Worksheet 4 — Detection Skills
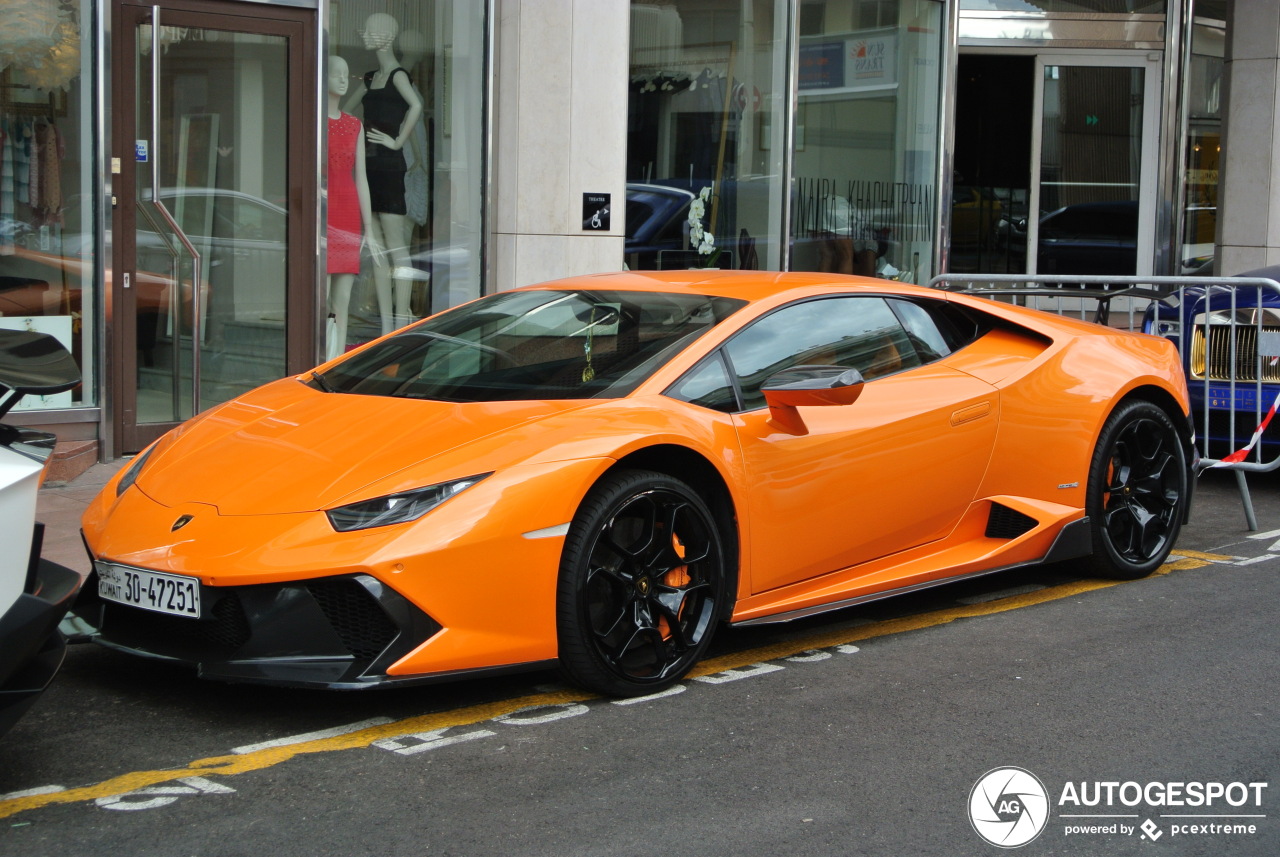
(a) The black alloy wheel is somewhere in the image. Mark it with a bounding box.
[1085,400,1187,580]
[557,469,726,696]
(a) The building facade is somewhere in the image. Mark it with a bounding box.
[0,0,1247,464]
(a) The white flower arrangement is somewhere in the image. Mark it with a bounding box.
[686,186,721,266]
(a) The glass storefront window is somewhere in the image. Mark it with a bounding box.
[625,2,789,271]
[790,0,943,283]
[959,1,1164,11]
[325,2,485,354]
[626,1,942,282]
[1183,15,1224,274]
[0,0,95,411]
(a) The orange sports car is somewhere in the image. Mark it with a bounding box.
[77,271,1194,695]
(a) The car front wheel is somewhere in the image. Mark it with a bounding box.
[1085,400,1187,580]
[556,469,726,696]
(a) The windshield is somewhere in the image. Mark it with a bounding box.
[317,289,746,402]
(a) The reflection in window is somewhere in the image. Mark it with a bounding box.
[667,352,737,412]
[790,0,943,284]
[325,3,486,354]
[320,289,745,403]
[0,0,94,411]
[1183,18,1223,274]
[626,2,788,271]
[958,0,1165,11]
[725,296,916,410]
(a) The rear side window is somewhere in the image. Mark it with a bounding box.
[888,298,989,356]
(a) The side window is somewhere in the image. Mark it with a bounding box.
[666,353,738,413]
[724,296,920,411]
[888,298,989,355]
[887,299,952,362]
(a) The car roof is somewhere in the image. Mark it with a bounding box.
[626,183,696,200]
[510,270,938,304]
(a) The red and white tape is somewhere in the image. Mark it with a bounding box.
[1211,389,1280,466]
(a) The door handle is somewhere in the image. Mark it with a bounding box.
[951,401,992,426]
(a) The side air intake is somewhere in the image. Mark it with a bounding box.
[985,503,1038,539]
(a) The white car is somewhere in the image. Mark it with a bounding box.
[0,329,84,736]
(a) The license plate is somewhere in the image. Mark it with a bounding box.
[97,563,201,619]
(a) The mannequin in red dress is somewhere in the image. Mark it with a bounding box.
[326,55,382,357]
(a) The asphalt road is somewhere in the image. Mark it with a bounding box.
[1,467,1277,857]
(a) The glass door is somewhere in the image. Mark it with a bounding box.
[113,1,315,453]
[1028,54,1161,278]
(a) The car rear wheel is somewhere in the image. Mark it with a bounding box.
[1085,400,1187,580]
[556,469,726,696]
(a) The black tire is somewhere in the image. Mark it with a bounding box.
[1084,400,1187,580]
[556,469,727,696]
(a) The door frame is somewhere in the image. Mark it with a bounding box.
[110,0,317,454]
[1027,51,1162,277]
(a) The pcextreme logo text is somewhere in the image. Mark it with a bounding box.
[970,769,1270,848]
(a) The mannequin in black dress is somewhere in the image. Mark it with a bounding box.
[345,12,423,334]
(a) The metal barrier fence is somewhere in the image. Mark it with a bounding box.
[926,273,1280,530]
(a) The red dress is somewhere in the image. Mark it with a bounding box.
[327,112,363,274]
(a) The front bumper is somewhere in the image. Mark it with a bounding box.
[0,553,85,736]
[75,569,447,689]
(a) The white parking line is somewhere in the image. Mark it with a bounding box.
[231,717,394,754]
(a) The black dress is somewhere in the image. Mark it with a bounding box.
[361,67,411,215]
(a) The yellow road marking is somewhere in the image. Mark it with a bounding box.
[0,550,1232,820]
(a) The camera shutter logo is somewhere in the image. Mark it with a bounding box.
[969,767,1051,848]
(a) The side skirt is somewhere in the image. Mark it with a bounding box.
[732,516,1093,628]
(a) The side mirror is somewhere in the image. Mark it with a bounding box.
[763,364,864,407]
[0,329,81,420]
[761,365,864,433]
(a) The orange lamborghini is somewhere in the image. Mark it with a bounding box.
[78,271,1194,696]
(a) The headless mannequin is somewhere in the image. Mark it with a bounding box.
[346,13,424,334]
[326,56,382,355]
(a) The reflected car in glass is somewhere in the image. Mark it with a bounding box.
[78,271,1194,696]
[1000,200,1139,276]
[623,183,698,270]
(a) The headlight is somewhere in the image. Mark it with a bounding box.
[1152,319,1181,339]
[326,473,491,532]
[116,443,158,496]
